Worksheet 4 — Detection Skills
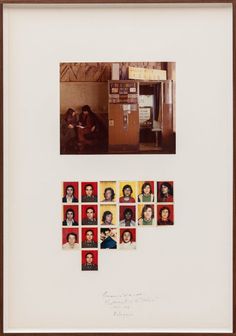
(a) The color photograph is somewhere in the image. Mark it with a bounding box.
[100,204,117,226]
[120,228,136,250]
[157,204,174,225]
[100,228,118,249]
[62,228,80,250]
[81,205,98,226]
[81,250,98,271]
[99,181,117,202]
[60,62,176,155]
[82,228,98,249]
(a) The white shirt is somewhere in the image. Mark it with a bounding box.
[120,242,136,250]
[62,242,79,250]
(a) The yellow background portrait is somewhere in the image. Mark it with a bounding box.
[119,181,137,199]
[99,181,117,202]
[100,204,117,225]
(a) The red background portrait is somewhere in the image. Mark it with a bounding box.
[157,204,174,223]
[120,228,136,243]
[138,181,154,194]
[63,205,79,222]
[82,250,98,265]
[82,227,98,243]
[62,227,79,244]
[157,181,174,203]
[81,204,98,220]
[119,205,136,221]
[63,181,79,200]
[81,182,98,197]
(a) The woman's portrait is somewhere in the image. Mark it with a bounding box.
[138,181,154,202]
[120,229,136,250]
[157,205,174,225]
[138,204,155,226]
[158,181,174,203]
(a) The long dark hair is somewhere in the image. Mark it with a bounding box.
[104,187,115,200]
[141,182,152,194]
[65,184,75,196]
[141,205,154,219]
[159,182,173,197]
[66,208,75,219]
[159,206,170,219]
[102,211,113,223]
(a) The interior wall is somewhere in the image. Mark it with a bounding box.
[60,82,108,115]
[60,62,166,82]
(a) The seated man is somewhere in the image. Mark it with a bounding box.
[76,105,108,152]
[60,108,78,153]
[76,105,97,150]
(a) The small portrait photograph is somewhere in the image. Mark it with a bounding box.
[81,182,98,203]
[100,204,117,226]
[157,181,174,203]
[100,181,116,202]
[62,182,78,203]
[82,228,98,248]
[138,181,155,202]
[138,204,155,226]
[81,250,98,271]
[119,181,136,203]
[157,204,174,225]
[119,205,136,227]
[62,205,79,226]
[62,228,79,250]
[81,205,98,226]
[100,228,117,249]
[120,228,136,250]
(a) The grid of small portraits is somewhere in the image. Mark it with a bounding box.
[61,181,174,271]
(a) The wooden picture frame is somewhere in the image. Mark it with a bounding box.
[0,1,235,335]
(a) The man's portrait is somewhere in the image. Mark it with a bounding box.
[100,228,117,249]
[81,251,98,271]
[82,228,98,248]
[62,228,79,250]
[81,205,98,225]
[100,181,116,202]
[62,182,78,203]
[119,182,136,203]
[157,181,174,203]
[157,204,174,225]
[81,182,98,202]
[119,206,136,227]
[62,205,78,226]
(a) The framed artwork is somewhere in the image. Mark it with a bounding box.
[1,0,235,335]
